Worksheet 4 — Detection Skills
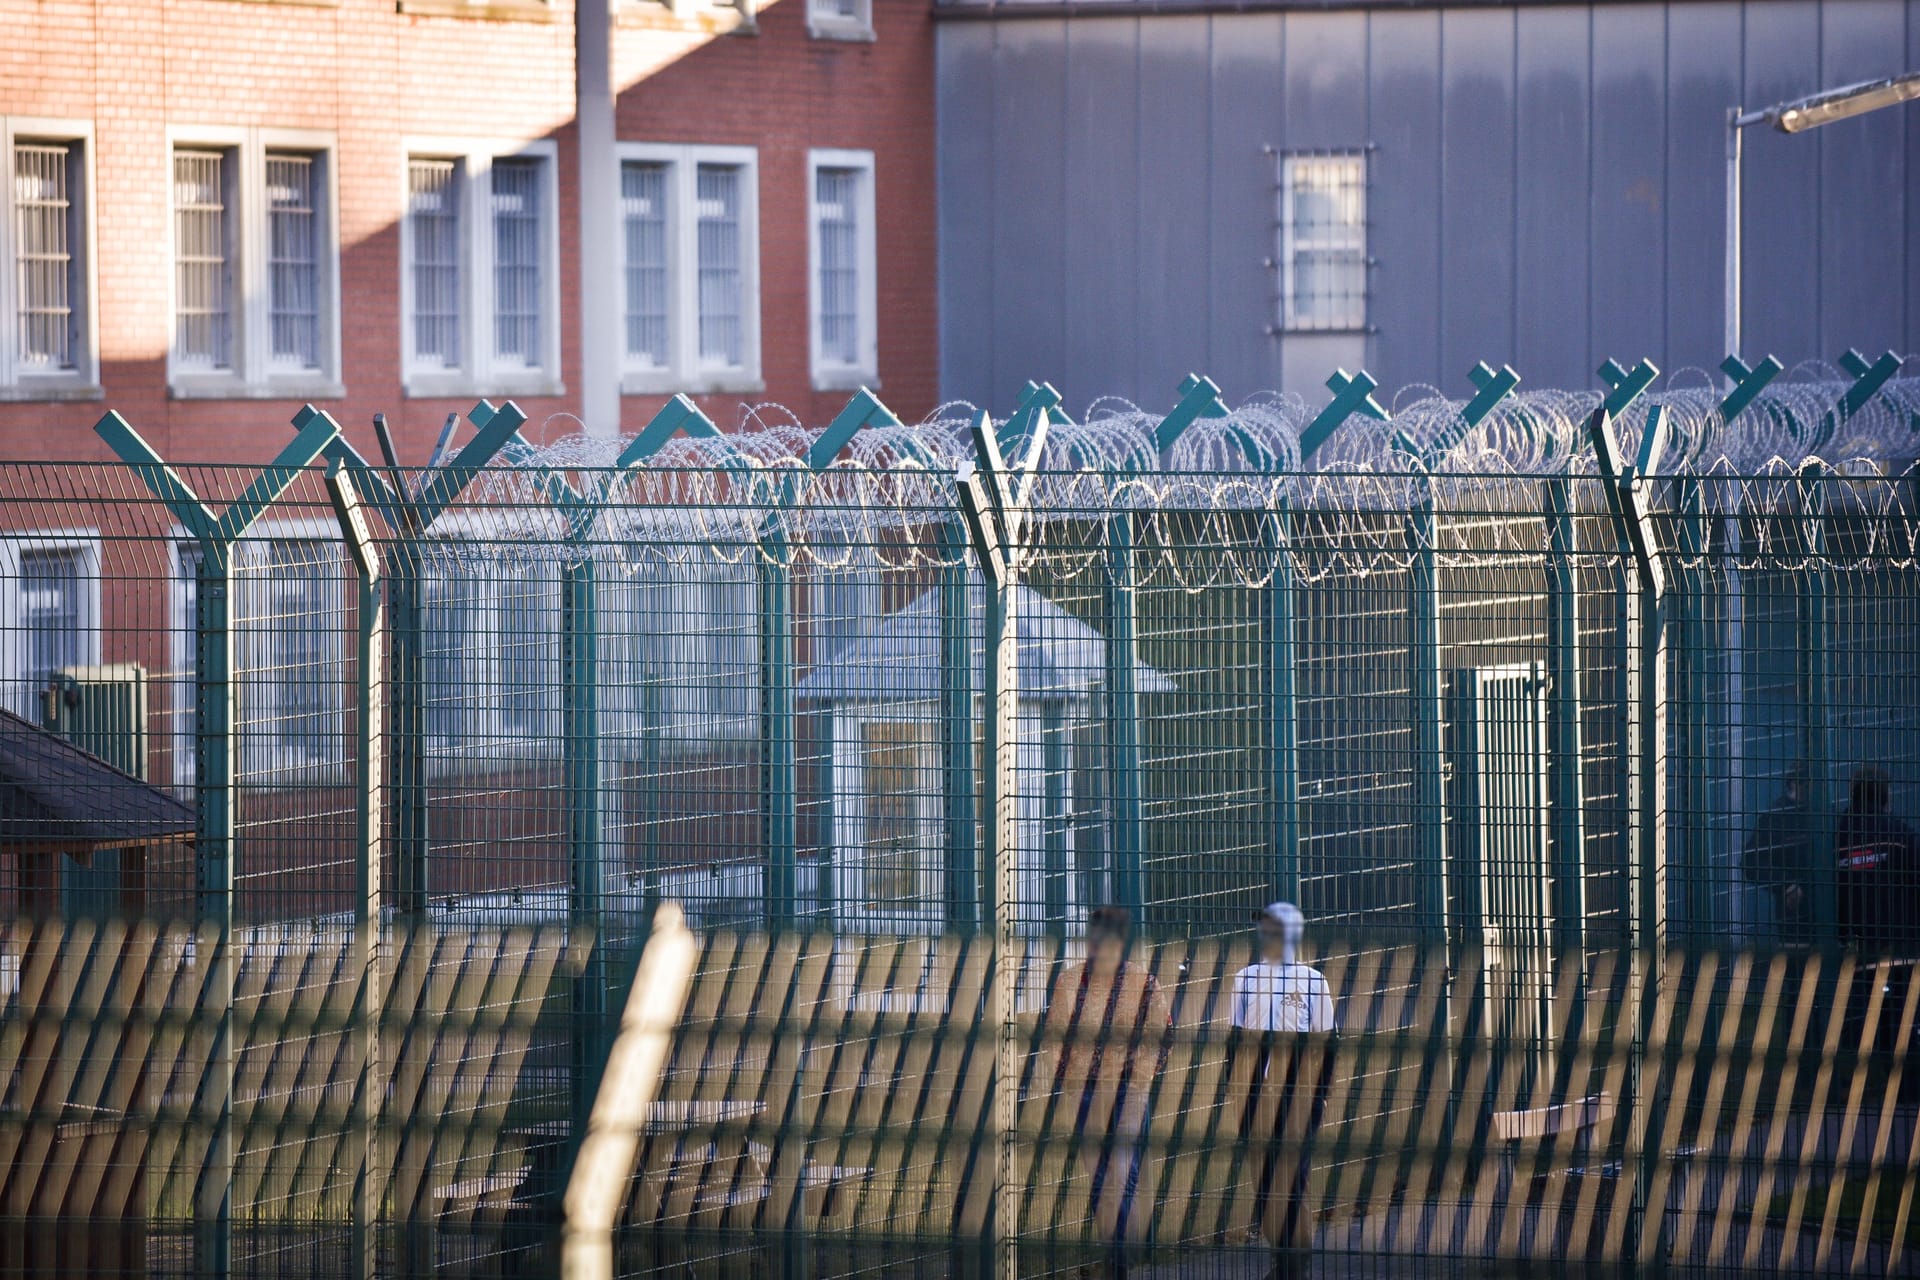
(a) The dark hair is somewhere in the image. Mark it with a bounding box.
[1851,766,1891,815]
[1088,905,1131,940]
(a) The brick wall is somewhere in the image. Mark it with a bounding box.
[0,0,937,466]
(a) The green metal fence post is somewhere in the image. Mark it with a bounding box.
[1297,368,1388,466]
[1545,468,1587,956]
[1115,374,1230,920]
[1673,473,1713,939]
[1261,505,1301,908]
[1798,461,1836,943]
[783,389,902,931]
[191,539,237,1280]
[1714,356,1782,939]
[1294,371,1388,913]
[1792,354,1904,944]
[317,406,531,920]
[958,398,1048,1280]
[325,455,383,1280]
[1394,363,1519,948]
[563,550,604,1099]
[1589,381,1672,1270]
[941,518,979,932]
[1103,510,1146,920]
[92,406,342,1280]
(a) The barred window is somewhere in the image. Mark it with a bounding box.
[12,141,83,373]
[616,145,758,390]
[621,161,669,370]
[171,540,203,785]
[1276,152,1367,332]
[808,0,872,37]
[20,548,83,692]
[4,538,98,721]
[858,720,935,917]
[807,151,875,386]
[259,543,333,762]
[491,158,543,368]
[814,168,861,366]
[235,537,345,777]
[168,133,336,390]
[407,159,462,370]
[421,554,560,761]
[695,164,743,369]
[173,149,233,370]
[403,146,555,390]
[265,152,320,370]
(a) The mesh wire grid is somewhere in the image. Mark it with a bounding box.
[1,366,1919,1276]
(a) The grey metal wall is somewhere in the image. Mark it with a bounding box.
[935,0,1920,411]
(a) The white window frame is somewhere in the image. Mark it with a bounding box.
[417,517,563,771]
[806,0,873,42]
[165,126,344,400]
[599,512,758,747]
[400,137,564,399]
[0,531,102,721]
[1275,149,1368,334]
[829,708,943,934]
[0,118,99,401]
[806,149,879,392]
[625,0,757,28]
[168,537,201,788]
[614,143,761,397]
[230,520,348,783]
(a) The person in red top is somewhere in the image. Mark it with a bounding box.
[1038,906,1172,1279]
[1836,766,1920,953]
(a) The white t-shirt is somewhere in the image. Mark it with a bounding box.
[1231,962,1335,1033]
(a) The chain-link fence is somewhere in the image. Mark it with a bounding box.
[4,358,1920,1275]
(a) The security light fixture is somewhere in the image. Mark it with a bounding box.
[1739,71,1920,134]
[1725,70,1920,371]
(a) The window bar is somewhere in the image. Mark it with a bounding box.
[939,518,978,932]
[491,159,542,368]
[621,161,668,370]
[13,142,76,372]
[265,153,318,371]
[695,165,742,368]
[173,150,231,371]
[407,160,461,369]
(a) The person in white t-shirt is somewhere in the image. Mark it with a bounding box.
[1232,902,1336,1034]
[1230,902,1336,1280]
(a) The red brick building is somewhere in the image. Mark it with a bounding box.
[0,0,939,465]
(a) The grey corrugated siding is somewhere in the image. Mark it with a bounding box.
[937,0,1920,411]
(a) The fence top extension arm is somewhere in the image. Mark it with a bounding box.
[1393,362,1522,467]
[96,405,342,550]
[1808,348,1905,453]
[1298,368,1389,467]
[296,402,530,540]
[958,395,1053,586]
[1718,354,1784,428]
